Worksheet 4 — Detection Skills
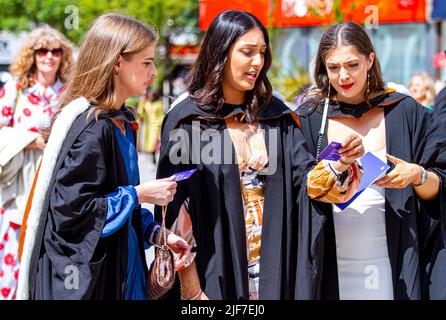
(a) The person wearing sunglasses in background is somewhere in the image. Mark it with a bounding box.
[0,25,73,299]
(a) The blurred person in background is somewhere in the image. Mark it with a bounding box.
[137,88,164,165]
[0,25,73,300]
[408,71,436,110]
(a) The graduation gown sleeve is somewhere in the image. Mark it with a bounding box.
[434,86,446,126]
[407,101,446,299]
[155,114,195,228]
[409,103,446,220]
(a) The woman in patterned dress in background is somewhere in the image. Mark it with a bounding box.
[0,25,73,299]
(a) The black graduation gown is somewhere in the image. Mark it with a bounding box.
[155,96,324,300]
[297,92,446,300]
[434,86,446,126]
[28,107,148,300]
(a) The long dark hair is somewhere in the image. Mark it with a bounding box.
[304,22,385,112]
[187,10,272,122]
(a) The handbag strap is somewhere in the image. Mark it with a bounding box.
[8,86,23,127]
[157,205,168,248]
[316,96,329,160]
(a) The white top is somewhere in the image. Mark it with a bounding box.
[332,148,393,300]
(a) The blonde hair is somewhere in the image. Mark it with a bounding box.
[408,72,436,106]
[9,25,73,88]
[58,13,157,116]
[434,79,445,96]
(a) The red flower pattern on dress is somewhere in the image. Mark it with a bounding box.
[0,86,5,99]
[1,287,11,298]
[43,106,54,117]
[9,222,20,230]
[23,108,32,117]
[3,233,8,242]
[4,254,14,266]
[2,79,62,134]
[0,208,5,215]
[0,243,4,250]
[27,93,40,105]
[59,85,66,93]
[14,270,19,280]
[0,270,4,277]
[1,106,13,118]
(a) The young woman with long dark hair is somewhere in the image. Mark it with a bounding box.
[156,11,365,300]
[298,22,446,300]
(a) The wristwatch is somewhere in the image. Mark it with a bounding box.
[413,166,428,187]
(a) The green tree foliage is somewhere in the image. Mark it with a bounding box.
[269,56,311,103]
[0,0,198,91]
[0,0,198,44]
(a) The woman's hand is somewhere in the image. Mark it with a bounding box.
[332,133,364,172]
[178,261,210,300]
[135,176,177,205]
[374,154,421,188]
[193,290,209,300]
[166,232,192,270]
[26,136,46,150]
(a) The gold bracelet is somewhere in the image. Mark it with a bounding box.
[190,289,203,300]
[181,280,201,288]
[181,288,202,300]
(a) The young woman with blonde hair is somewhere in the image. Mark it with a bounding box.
[16,13,190,300]
[0,25,73,300]
[408,71,436,110]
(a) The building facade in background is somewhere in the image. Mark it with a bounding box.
[199,0,444,86]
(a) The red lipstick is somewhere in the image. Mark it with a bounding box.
[340,83,354,90]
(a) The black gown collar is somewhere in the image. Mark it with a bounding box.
[217,97,293,121]
[326,90,407,118]
[89,104,137,123]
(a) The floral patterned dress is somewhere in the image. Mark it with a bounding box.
[0,78,64,299]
